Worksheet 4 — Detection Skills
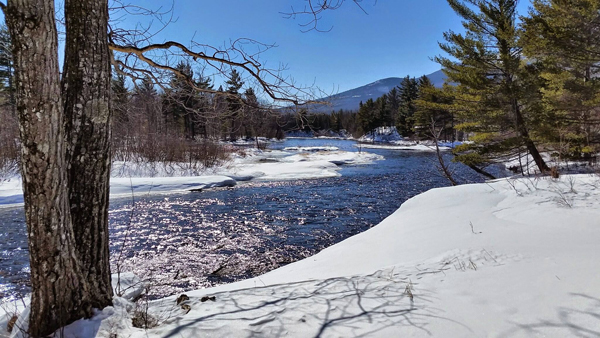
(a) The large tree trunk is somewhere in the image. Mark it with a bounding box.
[62,0,114,309]
[5,0,93,336]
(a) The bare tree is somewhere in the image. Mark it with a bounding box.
[2,0,367,335]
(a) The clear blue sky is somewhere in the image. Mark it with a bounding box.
[1,1,531,94]
[132,0,530,94]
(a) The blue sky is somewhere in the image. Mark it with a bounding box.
[130,0,531,94]
[1,1,531,95]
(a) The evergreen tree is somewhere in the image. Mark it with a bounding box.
[111,73,129,126]
[436,0,549,173]
[225,69,244,140]
[132,76,160,136]
[397,76,419,136]
[0,25,14,109]
[358,99,378,138]
[162,61,201,138]
[386,87,401,127]
[413,76,455,141]
[521,0,600,159]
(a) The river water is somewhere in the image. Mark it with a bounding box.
[0,139,495,300]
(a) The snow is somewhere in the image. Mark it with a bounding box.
[504,152,598,175]
[0,148,383,208]
[356,141,451,152]
[358,126,403,143]
[4,174,599,337]
[283,146,339,152]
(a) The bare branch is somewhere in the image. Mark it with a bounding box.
[281,0,372,32]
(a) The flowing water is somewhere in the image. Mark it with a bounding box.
[0,139,496,300]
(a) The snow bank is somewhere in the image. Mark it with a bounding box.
[109,176,237,198]
[356,141,451,152]
[0,149,383,208]
[358,126,403,143]
[504,152,598,175]
[217,149,383,181]
[42,174,600,337]
[283,146,339,152]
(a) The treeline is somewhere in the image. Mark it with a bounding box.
[356,76,457,141]
[109,62,287,165]
[279,109,362,137]
[360,0,600,175]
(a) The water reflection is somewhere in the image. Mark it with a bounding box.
[0,142,492,299]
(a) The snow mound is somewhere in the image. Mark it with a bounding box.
[52,174,600,337]
[358,126,403,143]
[283,146,339,152]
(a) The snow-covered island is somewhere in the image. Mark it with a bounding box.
[3,173,599,337]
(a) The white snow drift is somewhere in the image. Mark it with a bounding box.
[0,148,383,208]
[4,174,598,337]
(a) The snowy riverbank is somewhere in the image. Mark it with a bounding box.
[0,148,383,208]
[4,173,599,337]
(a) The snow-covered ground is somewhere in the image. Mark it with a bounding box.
[356,127,464,151]
[504,152,598,175]
[0,148,383,208]
[4,174,599,337]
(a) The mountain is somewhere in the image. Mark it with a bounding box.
[304,69,447,113]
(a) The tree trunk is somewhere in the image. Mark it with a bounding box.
[5,0,93,336]
[62,0,113,309]
[513,99,549,173]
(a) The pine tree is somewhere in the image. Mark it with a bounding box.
[521,0,600,159]
[436,0,549,173]
[225,69,244,140]
[413,76,455,141]
[111,73,129,125]
[132,77,160,136]
[358,99,377,138]
[386,87,401,127]
[397,76,419,137]
[162,61,201,138]
[0,25,14,110]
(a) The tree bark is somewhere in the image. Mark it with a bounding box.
[62,0,113,309]
[4,0,93,336]
[513,99,549,173]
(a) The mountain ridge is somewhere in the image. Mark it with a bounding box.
[304,69,446,113]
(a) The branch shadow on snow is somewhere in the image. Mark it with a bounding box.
[159,269,472,337]
[501,293,600,337]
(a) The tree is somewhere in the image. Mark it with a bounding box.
[436,0,549,173]
[521,0,600,159]
[4,0,112,335]
[3,1,367,334]
[397,76,419,136]
[386,87,400,127]
[225,69,244,140]
[162,61,200,138]
[413,76,455,141]
[0,25,13,108]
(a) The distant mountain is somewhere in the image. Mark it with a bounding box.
[305,69,447,114]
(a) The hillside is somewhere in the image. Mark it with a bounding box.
[304,69,446,113]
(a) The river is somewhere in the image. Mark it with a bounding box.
[0,139,497,300]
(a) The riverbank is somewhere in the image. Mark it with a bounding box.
[0,148,383,208]
[5,173,598,337]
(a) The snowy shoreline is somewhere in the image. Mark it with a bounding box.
[3,173,599,337]
[0,148,384,208]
